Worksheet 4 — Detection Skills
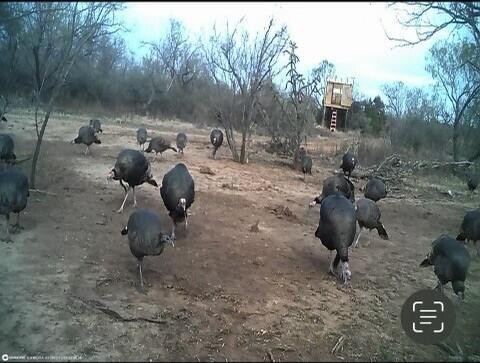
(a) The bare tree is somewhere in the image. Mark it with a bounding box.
[381,81,408,119]
[310,59,335,109]
[386,2,480,47]
[386,2,480,75]
[272,41,317,169]
[0,3,24,120]
[16,2,123,187]
[427,40,480,161]
[142,19,198,115]
[204,18,289,164]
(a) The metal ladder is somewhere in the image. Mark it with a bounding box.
[330,110,337,132]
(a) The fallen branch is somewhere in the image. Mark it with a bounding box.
[15,155,33,164]
[73,295,168,325]
[331,335,345,355]
[376,153,400,172]
[29,189,58,196]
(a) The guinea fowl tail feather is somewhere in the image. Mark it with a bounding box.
[420,256,431,267]
[169,146,178,153]
[377,223,389,240]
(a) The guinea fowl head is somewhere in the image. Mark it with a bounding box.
[160,234,175,248]
[172,198,187,219]
[179,198,186,212]
[147,178,158,187]
[107,168,118,181]
[420,253,433,267]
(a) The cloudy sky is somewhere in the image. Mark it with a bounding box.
[121,2,450,98]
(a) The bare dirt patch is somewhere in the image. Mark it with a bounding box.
[1,109,479,361]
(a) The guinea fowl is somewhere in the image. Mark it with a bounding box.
[420,235,471,300]
[145,136,177,159]
[315,192,357,284]
[121,209,174,291]
[456,209,480,256]
[107,149,158,213]
[353,198,388,248]
[210,128,224,160]
[160,163,195,240]
[299,147,312,180]
[364,177,387,202]
[467,173,479,192]
[72,125,101,155]
[89,119,103,134]
[0,167,29,242]
[340,151,357,179]
[0,134,16,164]
[309,173,355,207]
[136,128,148,151]
[176,132,187,155]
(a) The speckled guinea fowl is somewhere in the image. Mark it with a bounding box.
[421,235,471,301]
[121,209,174,292]
[315,192,357,284]
[0,167,29,243]
[107,149,158,213]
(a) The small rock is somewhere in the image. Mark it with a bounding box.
[250,220,261,232]
[199,166,215,175]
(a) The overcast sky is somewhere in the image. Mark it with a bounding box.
[121,2,450,99]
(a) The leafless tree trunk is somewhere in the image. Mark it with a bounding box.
[17,2,123,187]
[272,41,317,169]
[141,19,199,117]
[204,18,289,164]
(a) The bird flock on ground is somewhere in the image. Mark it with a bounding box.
[0,117,478,299]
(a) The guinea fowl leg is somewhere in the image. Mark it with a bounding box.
[1,215,12,243]
[171,222,176,240]
[328,251,335,275]
[117,187,130,213]
[132,187,137,208]
[137,258,145,293]
[10,213,23,234]
[353,228,363,248]
[84,145,89,155]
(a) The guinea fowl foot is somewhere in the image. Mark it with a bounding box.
[116,207,124,214]
[9,223,23,234]
[340,262,352,285]
[136,283,147,294]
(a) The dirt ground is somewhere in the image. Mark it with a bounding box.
[1,109,479,362]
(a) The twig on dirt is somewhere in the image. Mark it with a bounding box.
[435,342,456,356]
[29,188,58,196]
[15,155,33,164]
[73,295,167,325]
[331,335,345,355]
[376,153,400,172]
